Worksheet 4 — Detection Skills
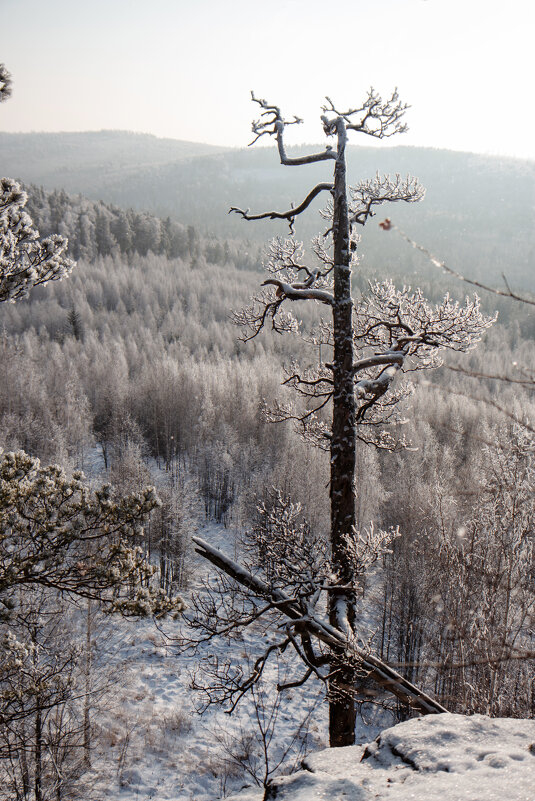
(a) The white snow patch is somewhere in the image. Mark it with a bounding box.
[263,713,535,801]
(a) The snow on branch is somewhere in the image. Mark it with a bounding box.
[191,535,448,715]
[250,91,337,165]
[231,237,335,339]
[0,178,75,303]
[355,279,496,353]
[0,450,184,618]
[0,64,12,102]
[321,88,409,139]
[262,278,333,305]
[349,173,425,226]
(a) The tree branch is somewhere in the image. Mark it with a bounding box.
[192,537,448,715]
[321,88,409,139]
[385,220,535,307]
[230,183,333,233]
[250,92,337,165]
[262,278,333,305]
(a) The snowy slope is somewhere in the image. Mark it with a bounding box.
[250,713,535,801]
[73,516,534,801]
[81,521,327,801]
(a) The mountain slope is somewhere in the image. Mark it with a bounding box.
[0,130,231,192]
[1,131,534,285]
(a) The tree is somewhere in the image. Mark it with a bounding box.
[0,65,74,305]
[193,90,494,747]
[0,64,11,103]
[0,178,75,304]
[0,450,183,623]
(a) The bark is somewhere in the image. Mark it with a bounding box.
[83,600,92,768]
[328,118,358,746]
[34,702,42,801]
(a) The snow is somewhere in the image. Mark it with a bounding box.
[81,521,327,801]
[257,713,535,801]
[74,518,534,801]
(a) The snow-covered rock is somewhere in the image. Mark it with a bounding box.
[258,714,535,801]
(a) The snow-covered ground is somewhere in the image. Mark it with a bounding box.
[82,521,328,801]
[74,515,534,801]
[238,714,535,801]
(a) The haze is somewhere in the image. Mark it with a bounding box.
[1,0,534,159]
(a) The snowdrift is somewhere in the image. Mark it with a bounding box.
[231,713,535,801]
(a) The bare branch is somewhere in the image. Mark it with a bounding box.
[277,667,313,691]
[230,183,333,233]
[250,92,337,165]
[384,220,535,307]
[444,363,534,387]
[192,536,448,715]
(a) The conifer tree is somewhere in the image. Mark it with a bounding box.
[193,90,494,747]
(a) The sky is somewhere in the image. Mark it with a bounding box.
[1,0,534,160]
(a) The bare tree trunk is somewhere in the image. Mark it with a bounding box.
[83,600,92,769]
[34,702,42,801]
[328,119,358,746]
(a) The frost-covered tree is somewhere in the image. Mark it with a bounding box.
[194,90,494,747]
[0,69,182,621]
[1,66,74,303]
[0,65,11,104]
[0,178,75,303]
[0,450,183,621]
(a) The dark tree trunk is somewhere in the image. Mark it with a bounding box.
[34,702,42,801]
[328,120,358,746]
[83,600,92,769]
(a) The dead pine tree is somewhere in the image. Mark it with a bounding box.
[191,90,494,748]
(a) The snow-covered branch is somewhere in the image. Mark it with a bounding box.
[321,88,409,139]
[192,536,448,715]
[0,64,12,103]
[262,278,333,305]
[0,178,75,303]
[349,173,425,226]
[250,92,337,165]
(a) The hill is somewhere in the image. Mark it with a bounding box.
[0,130,230,192]
[1,131,534,286]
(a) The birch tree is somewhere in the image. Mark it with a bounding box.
[192,90,494,747]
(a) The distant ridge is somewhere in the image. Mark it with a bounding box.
[0,130,232,190]
[1,131,533,286]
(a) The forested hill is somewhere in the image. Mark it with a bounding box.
[0,130,229,188]
[23,184,260,270]
[2,131,534,286]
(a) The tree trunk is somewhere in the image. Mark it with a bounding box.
[83,600,92,769]
[328,120,358,746]
[34,702,42,801]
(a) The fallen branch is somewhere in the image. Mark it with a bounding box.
[192,536,448,716]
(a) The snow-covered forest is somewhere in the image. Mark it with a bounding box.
[1,54,535,801]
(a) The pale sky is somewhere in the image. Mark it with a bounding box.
[1,0,534,159]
